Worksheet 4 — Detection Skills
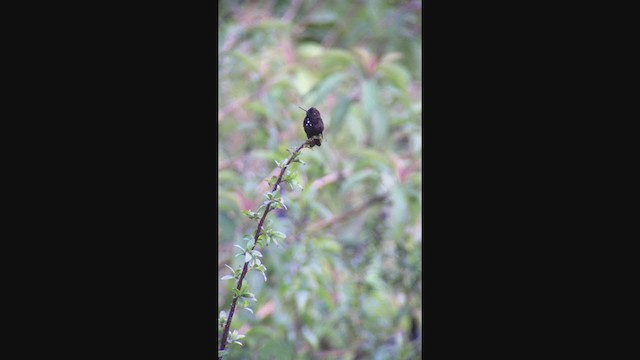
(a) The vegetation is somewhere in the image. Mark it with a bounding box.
[218,1,422,358]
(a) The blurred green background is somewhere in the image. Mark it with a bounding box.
[218,0,422,358]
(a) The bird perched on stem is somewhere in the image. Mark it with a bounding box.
[299,106,324,148]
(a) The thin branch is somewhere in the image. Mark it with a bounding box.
[310,169,351,191]
[287,194,386,245]
[308,195,386,233]
[219,138,315,358]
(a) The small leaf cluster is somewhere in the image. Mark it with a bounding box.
[282,170,303,191]
[241,210,260,220]
[220,264,241,281]
[227,329,246,347]
[256,220,286,248]
[273,159,286,168]
[218,310,228,329]
[255,185,287,211]
[287,149,305,165]
[231,280,257,312]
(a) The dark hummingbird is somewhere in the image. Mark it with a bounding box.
[299,106,324,148]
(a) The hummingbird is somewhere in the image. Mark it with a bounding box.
[298,106,324,148]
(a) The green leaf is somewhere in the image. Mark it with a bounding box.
[306,72,349,105]
[296,291,309,312]
[379,52,403,66]
[243,234,254,246]
[330,95,351,136]
[351,148,393,171]
[371,110,389,144]
[254,264,268,281]
[238,298,250,308]
[389,185,409,236]
[307,10,337,25]
[378,62,411,107]
[292,68,317,94]
[218,170,238,185]
[297,42,324,58]
[220,275,235,281]
[308,200,334,220]
[302,326,319,348]
[218,191,240,213]
[320,49,356,73]
[379,63,409,91]
[244,101,268,117]
[344,106,367,143]
[316,238,342,254]
[285,179,295,191]
[340,169,379,195]
[256,201,268,212]
[317,285,335,312]
[242,210,260,220]
[244,252,252,263]
[239,281,249,296]
[230,50,259,72]
[248,19,291,32]
[256,233,267,247]
[361,79,388,143]
[362,79,376,115]
[242,291,256,301]
[412,131,422,153]
[227,329,247,345]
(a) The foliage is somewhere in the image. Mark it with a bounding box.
[218,0,422,358]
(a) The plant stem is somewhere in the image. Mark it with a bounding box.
[218,139,313,358]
